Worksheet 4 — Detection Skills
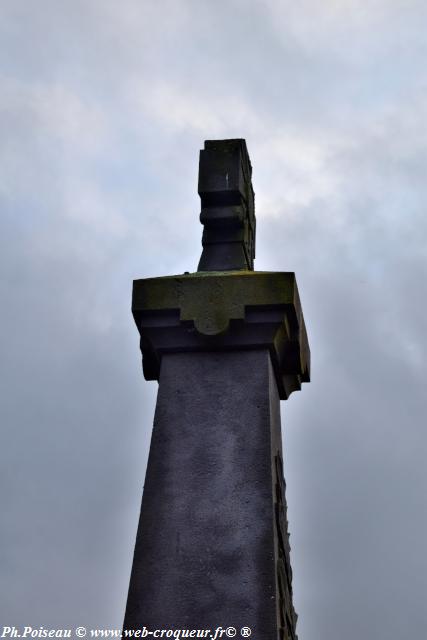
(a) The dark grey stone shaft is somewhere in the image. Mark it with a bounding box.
[123,350,283,637]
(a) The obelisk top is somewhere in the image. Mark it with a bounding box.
[197,139,256,272]
[132,138,310,398]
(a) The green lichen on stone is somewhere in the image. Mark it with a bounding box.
[132,270,301,336]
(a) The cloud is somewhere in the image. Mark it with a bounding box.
[1,1,426,638]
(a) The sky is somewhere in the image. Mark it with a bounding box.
[1,1,427,638]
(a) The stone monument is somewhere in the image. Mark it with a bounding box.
[124,139,310,640]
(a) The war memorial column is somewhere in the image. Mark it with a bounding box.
[123,140,310,640]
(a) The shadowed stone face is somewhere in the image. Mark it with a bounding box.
[197,139,256,272]
[124,350,279,635]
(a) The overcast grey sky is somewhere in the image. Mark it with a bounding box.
[1,1,426,638]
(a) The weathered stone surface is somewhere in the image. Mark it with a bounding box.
[198,139,255,271]
[124,350,285,636]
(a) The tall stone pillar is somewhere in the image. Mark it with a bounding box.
[124,140,310,640]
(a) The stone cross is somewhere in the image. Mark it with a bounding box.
[124,139,310,640]
[198,139,255,271]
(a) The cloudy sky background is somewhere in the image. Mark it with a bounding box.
[1,1,426,638]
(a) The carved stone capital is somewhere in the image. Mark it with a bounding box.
[132,271,310,400]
